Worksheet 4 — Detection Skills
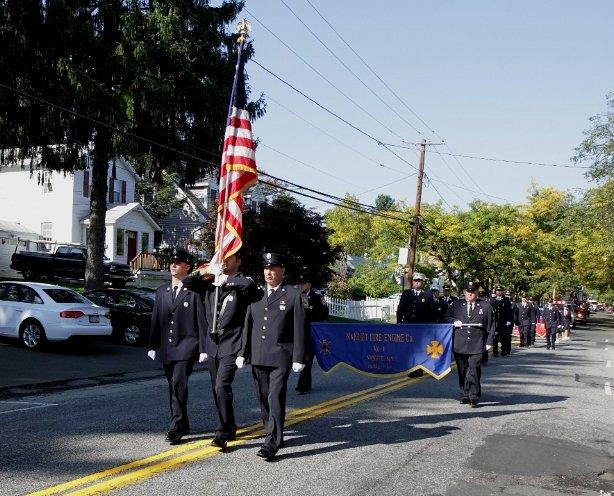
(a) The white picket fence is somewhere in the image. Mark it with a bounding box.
[325,295,401,322]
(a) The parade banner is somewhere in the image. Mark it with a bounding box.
[310,323,453,379]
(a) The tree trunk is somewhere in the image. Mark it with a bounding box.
[85,128,111,290]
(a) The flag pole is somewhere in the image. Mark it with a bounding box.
[211,19,250,337]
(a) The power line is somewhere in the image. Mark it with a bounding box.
[244,8,406,141]
[0,79,417,222]
[260,179,409,222]
[278,0,425,140]
[266,96,407,178]
[385,143,590,169]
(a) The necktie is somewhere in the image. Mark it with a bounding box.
[268,288,275,300]
[468,302,474,317]
[172,285,178,301]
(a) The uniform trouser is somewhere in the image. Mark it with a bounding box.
[454,352,483,401]
[520,325,532,346]
[493,329,512,355]
[209,354,238,439]
[163,359,195,432]
[546,327,557,348]
[252,364,292,451]
[296,354,314,391]
[530,325,536,344]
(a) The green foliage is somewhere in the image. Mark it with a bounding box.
[203,195,340,288]
[572,92,614,182]
[137,171,184,224]
[324,195,374,256]
[374,194,395,211]
[348,260,400,299]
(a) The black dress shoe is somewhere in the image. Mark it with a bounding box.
[165,429,184,444]
[469,400,479,408]
[408,369,424,378]
[295,387,311,394]
[459,397,470,404]
[211,436,228,449]
[256,446,276,461]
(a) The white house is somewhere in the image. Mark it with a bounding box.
[0,220,42,278]
[0,157,160,264]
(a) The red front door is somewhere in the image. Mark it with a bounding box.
[127,231,137,262]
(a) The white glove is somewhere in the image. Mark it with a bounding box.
[205,262,223,276]
[235,356,245,369]
[485,345,493,351]
[453,320,463,328]
[147,350,156,360]
[506,321,511,326]
[199,353,208,363]
[213,274,229,287]
[292,362,305,373]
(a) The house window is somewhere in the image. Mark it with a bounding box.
[83,170,90,197]
[141,232,149,254]
[207,188,218,209]
[108,179,127,204]
[116,228,125,256]
[41,222,53,241]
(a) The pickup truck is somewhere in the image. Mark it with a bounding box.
[10,245,133,288]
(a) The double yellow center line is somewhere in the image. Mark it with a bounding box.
[29,374,425,495]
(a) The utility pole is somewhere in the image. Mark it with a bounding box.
[403,139,444,289]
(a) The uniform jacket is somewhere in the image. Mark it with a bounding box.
[301,289,329,355]
[561,305,573,325]
[515,302,536,327]
[396,289,438,323]
[240,283,306,367]
[148,283,204,363]
[489,296,515,333]
[183,273,259,358]
[444,298,495,354]
[435,297,448,323]
[541,305,562,329]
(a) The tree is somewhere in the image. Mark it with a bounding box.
[348,259,400,299]
[324,195,374,256]
[137,171,184,225]
[0,0,262,289]
[374,194,395,211]
[572,92,614,182]
[204,195,339,288]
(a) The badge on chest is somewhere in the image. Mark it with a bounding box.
[280,300,286,311]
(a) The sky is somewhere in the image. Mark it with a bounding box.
[230,0,613,211]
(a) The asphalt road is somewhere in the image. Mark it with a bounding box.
[1,314,613,496]
[0,339,160,391]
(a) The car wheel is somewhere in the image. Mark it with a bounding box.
[22,268,39,281]
[110,280,127,289]
[123,325,142,345]
[19,320,46,351]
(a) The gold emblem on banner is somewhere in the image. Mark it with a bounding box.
[426,340,444,359]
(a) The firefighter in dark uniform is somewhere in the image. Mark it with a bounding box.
[430,284,446,323]
[147,248,205,444]
[182,251,258,449]
[237,253,306,461]
[515,292,536,347]
[541,299,562,350]
[445,281,495,407]
[396,273,438,323]
[397,273,438,377]
[489,285,515,356]
[295,271,330,394]
[528,296,539,345]
[442,284,458,306]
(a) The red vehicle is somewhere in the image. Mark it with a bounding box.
[575,302,589,324]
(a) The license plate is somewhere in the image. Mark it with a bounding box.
[89,315,100,323]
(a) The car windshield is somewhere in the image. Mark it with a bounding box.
[43,289,89,304]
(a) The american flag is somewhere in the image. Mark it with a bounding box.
[212,55,257,263]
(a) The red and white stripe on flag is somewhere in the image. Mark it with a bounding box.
[213,106,257,262]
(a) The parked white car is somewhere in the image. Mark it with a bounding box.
[0,281,112,350]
